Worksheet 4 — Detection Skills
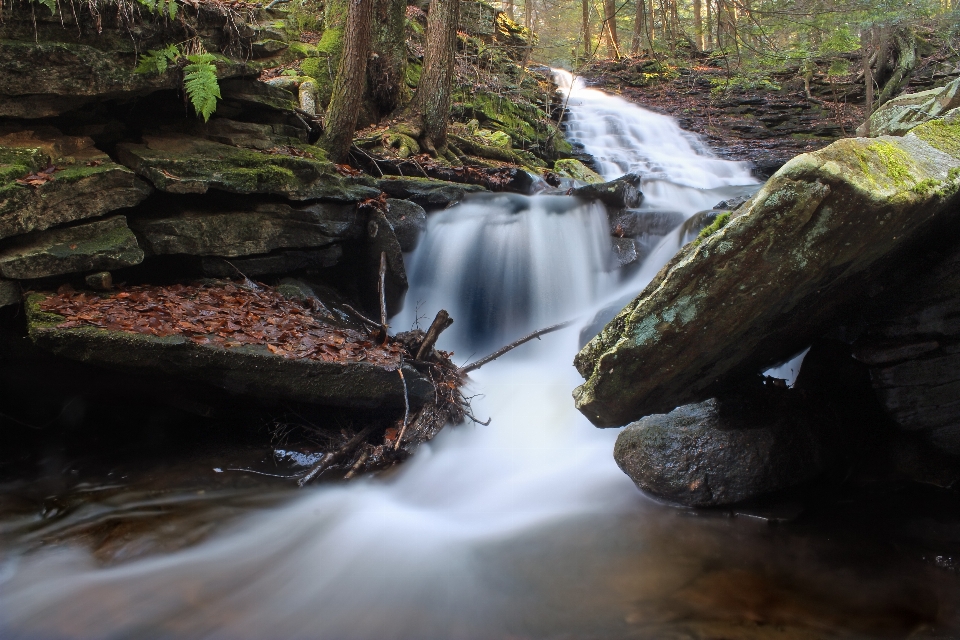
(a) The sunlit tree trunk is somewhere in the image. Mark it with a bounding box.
[524,0,532,30]
[322,0,374,162]
[583,0,592,59]
[504,0,514,20]
[705,0,712,48]
[603,0,619,58]
[405,0,460,155]
[632,0,647,55]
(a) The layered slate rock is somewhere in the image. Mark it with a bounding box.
[116,134,379,202]
[614,396,829,507]
[25,292,434,410]
[377,176,487,209]
[859,77,960,137]
[575,122,960,427]
[0,216,144,280]
[854,242,960,456]
[201,248,343,278]
[0,127,152,240]
[131,200,363,257]
[0,279,19,307]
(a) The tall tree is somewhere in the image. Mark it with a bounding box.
[369,0,409,118]
[322,0,374,162]
[693,0,703,50]
[603,0,619,58]
[583,0,592,59]
[405,0,460,155]
[504,0,514,20]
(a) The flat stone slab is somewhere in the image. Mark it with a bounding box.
[130,201,362,257]
[0,215,144,280]
[116,134,379,202]
[26,288,434,410]
[575,121,960,427]
[376,176,486,209]
[0,127,152,240]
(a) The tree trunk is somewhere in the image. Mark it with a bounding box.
[583,0,592,59]
[369,0,409,118]
[647,0,655,45]
[603,0,619,58]
[322,0,374,162]
[524,0,532,30]
[693,0,703,51]
[705,0,712,48]
[504,0,514,20]
[632,0,645,55]
[405,0,460,155]
[863,27,875,131]
[876,27,917,107]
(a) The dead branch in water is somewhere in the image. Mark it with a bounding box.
[298,423,378,486]
[459,321,573,374]
[415,309,453,360]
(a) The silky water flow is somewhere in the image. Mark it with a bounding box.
[6,72,949,640]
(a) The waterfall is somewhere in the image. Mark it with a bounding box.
[0,71,759,640]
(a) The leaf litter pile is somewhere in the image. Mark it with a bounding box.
[38,281,404,368]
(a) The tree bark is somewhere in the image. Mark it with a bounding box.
[322,0,375,163]
[582,0,591,59]
[603,0,619,58]
[504,0,514,20]
[705,0,712,48]
[369,0,409,118]
[693,0,703,50]
[632,0,645,55]
[862,26,875,128]
[876,26,917,107]
[524,0,532,30]
[405,0,460,155]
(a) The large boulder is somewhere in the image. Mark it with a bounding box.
[377,176,486,209]
[116,134,378,202]
[0,126,152,240]
[575,122,960,427]
[614,394,830,507]
[570,173,643,210]
[0,216,144,280]
[858,77,960,137]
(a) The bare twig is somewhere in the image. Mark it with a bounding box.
[394,362,410,450]
[378,251,389,345]
[343,450,370,479]
[415,309,454,360]
[298,423,378,486]
[459,321,573,374]
[341,304,381,329]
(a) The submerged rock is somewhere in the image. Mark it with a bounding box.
[614,395,829,507]
[0,127,152,240]
[575,122,960,427]
[0,216,143,279]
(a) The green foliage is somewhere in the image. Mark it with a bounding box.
[137,0,177,19]
[135,44,179,75]
[183,54,221,122]
[710,75,781,97]
[28,0,56,14]
[135,46,220,121]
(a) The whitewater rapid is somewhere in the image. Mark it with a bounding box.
[0,70,758,639]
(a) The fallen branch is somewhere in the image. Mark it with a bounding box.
[298,423,378,486]
[394,363,410,450]
[459,321,573,374]
[415,309,453,360]
[378,251,389,345]
[341,304,381,330]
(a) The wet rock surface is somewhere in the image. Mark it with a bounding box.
[614,393,831,507]
[570,173,643,211]
[575,122,960,427]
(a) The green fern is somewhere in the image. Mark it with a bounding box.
[135,44,179,75]
[164,0,177,19]
[30,0,57,14]
[183,54,221,122]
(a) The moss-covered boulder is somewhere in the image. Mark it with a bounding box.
[130,201,362,257]
[575,125,960,427]
[859,77,960,137]
[116,134,378,201]
[25,293,434,410]
[553,159,604,184]
[0,127,152,240]
[0,216,144,280]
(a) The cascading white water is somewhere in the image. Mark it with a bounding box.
[0,71,759,639]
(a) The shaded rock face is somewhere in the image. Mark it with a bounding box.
[859,78,960,137]
[385,199,427,252]
[614,394,830,507]
[363,210,409,317]
[854,242,960,456]
[0,216,143,279]
[377,177,486,209]
[0,126,152,240]
[570,173,643,211]
[130,200,362,258]
[575,122,960,427]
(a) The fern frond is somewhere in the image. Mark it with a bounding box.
[166,0,177,20]
[30,0,56,14]
[135,44,180,75]
[137,0,156,12]
[184,54,221,121]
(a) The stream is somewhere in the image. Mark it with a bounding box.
[1,71,960,639]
